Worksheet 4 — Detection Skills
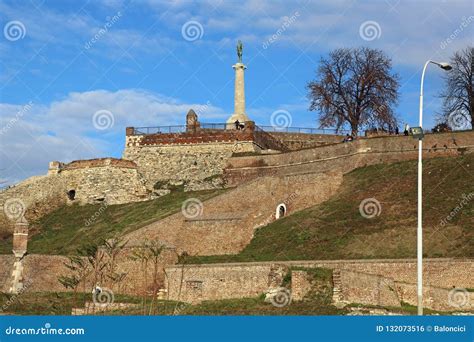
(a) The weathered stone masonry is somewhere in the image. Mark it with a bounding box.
[123,171,343,255]
[0,157,149,226]
[122,122,288,190]
[164,259,474,311]
[224,131,474,186]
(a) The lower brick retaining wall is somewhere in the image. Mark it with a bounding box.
[0,250,179,296]
[164,259,473,311]
[338,269,473,311]
[2,254,471,312]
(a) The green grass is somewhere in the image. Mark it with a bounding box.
[0,292,141,315]
[180,296,346,315]
[186,154,474,264]
[1,292,460,316]
[0,189,224,255]
[0,290,344,316]
[0,292,464,316]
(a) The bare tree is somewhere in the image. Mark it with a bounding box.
[307,47,400,136]
[439,46,473,130]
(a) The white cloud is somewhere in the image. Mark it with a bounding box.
[2,0,471,71]
[0,89,228,186]
[142,0,473,68]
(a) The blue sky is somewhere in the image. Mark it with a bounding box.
[0,0,473,185]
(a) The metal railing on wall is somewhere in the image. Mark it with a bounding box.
[258,126,364,136]
[133,123,229,135]
[132,123,363,136]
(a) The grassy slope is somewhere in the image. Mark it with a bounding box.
[0,189,224,255]
[188,154,474,263]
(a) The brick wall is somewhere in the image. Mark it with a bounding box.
[268,132,343,150]
[63,158,137,170]
[291,270,312,301]
[0,255,14,292]
[139,130,256,146]
[0,158,149,229]
[122,128,348,189]
[338,269,473,311]
[224,131,474,186]
[163,259,473,309]
[0,249,178,296]
[123,141,260,190]
[123,171,342,255]
[338,270,400,307]
[165,263,288,303]
[393,282,472,311]
[1,255,471,312]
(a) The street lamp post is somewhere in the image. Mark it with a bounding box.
[416,60,452,316]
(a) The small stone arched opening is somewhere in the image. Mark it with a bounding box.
[67,189,76,201]
[275,203,287,219]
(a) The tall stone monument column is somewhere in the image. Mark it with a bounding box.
[227,41,250,128]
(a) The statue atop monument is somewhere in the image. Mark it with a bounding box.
[237,40,243,63]
[227,41,250,128]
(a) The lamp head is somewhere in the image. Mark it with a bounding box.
[438,62,452,71]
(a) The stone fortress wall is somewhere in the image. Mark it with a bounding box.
[224,131,474,186]
[267,132,343,150]
[0,249,179,296]
[123,171,343,255]
[164,259,474,311]
[2,253,471,313]
[123,138,257,190]
[1,130,473,312]
[0,158,149,226]
[122,120,299,191]
[48,158,149,205]
[2,41,473,313]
